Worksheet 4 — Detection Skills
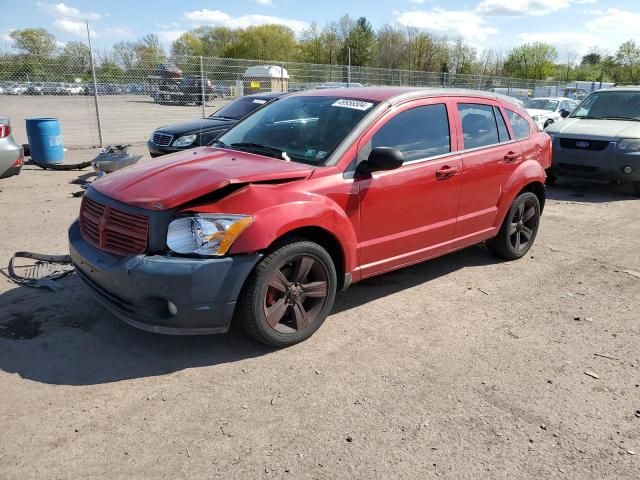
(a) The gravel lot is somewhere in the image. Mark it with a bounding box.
[1,150,639,479]
[2,95,232,147]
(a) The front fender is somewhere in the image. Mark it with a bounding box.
[229,199,358,274]
[494,159,547,228]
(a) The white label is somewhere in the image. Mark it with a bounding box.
[331,99,374,111]
[252,99,267,104]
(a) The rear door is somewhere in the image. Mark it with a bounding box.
[453,101,523,247]
[355,99,462,278]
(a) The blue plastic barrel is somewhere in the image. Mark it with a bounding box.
[26,118,64,164]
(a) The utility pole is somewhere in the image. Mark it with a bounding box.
[200,56,205,118]
[86,20,103,147]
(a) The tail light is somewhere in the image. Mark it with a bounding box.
[0,124,10,138]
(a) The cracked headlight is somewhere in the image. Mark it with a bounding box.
[172,134,197,147]
[167,214,254,256]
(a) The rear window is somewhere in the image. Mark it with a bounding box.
[458,104,500,149]
[505,110,531,140]
[213,97,272,120]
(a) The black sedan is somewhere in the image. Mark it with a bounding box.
[147,92,286,157]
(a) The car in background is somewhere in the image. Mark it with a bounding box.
[26,82,45,95]
[316,82,364,89]
[153,75,215,105]
[72,87,550,346]
[147,91,285,157]
[546,87,640,196]
[5,83,27,95]
[0,116,24,179]
[524,97,578,130]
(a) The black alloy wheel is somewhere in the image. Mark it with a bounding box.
[487,192,541,260]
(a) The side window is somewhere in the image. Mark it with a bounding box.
[505,110,531,140]
[458,103,500,149]
[494,107,511,143]
[371,104,450,162]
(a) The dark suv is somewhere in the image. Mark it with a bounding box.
[148,92,285,157]
[153,75,214,105]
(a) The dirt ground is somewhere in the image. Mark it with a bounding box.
[1,148,639,479]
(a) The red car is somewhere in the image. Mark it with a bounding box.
[69,88,551,347]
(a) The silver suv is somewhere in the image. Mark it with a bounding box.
[546,87,640,196]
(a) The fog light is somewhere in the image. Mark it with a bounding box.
[622,165,633,175]
[167,301,178,316]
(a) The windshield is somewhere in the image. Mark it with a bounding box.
[216,95,379,165]
[525,99,559,111]
[571,91,640,120]
[212,97,272,120]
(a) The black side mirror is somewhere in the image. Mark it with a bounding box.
[357,147,404,174]
[560,109,570,118]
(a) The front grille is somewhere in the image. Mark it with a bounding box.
[80,196,149,255]
[152,131,173,146]
[558,163,599,174]
[559,138,610,151]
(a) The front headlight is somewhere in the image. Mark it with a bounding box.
[172,134,197,147]
[616,138,640,153]
[167,214,254,256]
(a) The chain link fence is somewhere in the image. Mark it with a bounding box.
[1,47,592,149]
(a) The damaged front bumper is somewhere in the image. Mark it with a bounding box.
[69,220,261,335]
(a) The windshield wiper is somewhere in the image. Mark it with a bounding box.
[599,116,640,121]
[212,115,237,120]
[230,142,287,160]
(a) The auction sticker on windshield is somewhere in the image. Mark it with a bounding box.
[332,99,374,110]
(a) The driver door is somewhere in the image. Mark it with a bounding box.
[355,99,462,278]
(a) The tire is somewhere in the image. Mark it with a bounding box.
[237,240,337,347]
[544,119,554,129]
[634,181,640,197]
[487,192,541,260]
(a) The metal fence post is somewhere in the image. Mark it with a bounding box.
[347,47,351,88]
[200,56,205,118]
[86,20,103,148]
[280,64,285,92]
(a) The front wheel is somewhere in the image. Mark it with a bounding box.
[487,192,541,260]
[237,240,337,347]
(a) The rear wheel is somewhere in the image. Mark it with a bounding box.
[487,192,541,260]
[237,240,337,347]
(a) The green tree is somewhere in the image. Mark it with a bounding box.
[299,22,325,64]
[504,42,558,80]
[60,41,91,75]
[375,25,408,69]
[614,40,640,84]
[224,24,297,61]
[9,28,57,57]
[342,17,374,66]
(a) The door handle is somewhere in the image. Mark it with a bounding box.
[435,165,459,180]
[503,151,519,163]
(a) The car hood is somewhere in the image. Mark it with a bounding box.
[546,118,640,139]
[526,109,554,117]
[156,116,235,135]
[92,147,314,210]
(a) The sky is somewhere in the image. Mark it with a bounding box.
[2,0,640,56]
